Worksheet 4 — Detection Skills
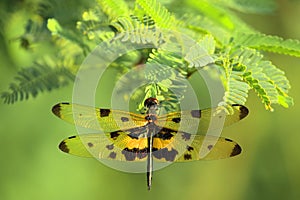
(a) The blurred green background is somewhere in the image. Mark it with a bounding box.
[1,1,300,200]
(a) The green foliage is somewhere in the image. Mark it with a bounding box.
[223,48,292,111]
[1,62,74,104]
[111,16,161,46]
[234,33,300,57]
[1,0,298,112]
[135,0,177,29]
[185,35,215,68]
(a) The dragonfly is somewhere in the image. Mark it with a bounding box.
[52,97,249,190]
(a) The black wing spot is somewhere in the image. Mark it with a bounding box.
[122,148,148,161]
[155,129,174,140]
[52,104,63,116]
[68,136,76,139]
[181,132,191,141]
[191,110,201,118]
[106,144,114,150]
[232,104,249,120]
[87,142,93,147]
[136,148,148,159]
[128,133,139,139]
[100,109,111,117]
[122,148,136,161]
[230,144,242,157]
[172,117,181,123]
[186,145,194,152]
[225,138,233,142]
[110,132,120,139]
[59,141,69,153]
[109,152,117,159]
[184,153,192,160]
[207,144,213,150]
[121,117,129,122]
[239,105,249,120]
[153,148,178,162]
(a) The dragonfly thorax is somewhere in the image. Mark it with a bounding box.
[145,114,157,122]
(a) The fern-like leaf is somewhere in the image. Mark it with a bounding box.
[234,33,300,57]
[185,35,216,68]
[230,48,293,110]
[111,15,165,46]
[219,64,250,113]
[243,71,277,111]
[1,64,74,104]
[135,0,177,29]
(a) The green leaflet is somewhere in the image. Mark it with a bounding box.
[185,35,215,68]
[228,48,293,111]
[111,16,162,46]
[234,33,300,58]
[218,60,249,113]
[1,64,74,104]
[136,0,177,29]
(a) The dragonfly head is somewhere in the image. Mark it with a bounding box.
[144,97,159,111]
